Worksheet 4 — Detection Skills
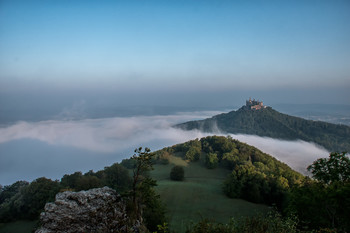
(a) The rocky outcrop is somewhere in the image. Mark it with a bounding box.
[35,187,142,233]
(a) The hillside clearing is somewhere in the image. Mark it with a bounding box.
[151,155,269,233]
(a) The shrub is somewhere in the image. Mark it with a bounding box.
[170,166,185,181]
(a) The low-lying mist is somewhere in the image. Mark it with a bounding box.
[0,111,329,185]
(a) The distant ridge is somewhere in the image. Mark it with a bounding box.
[175,100,350,152]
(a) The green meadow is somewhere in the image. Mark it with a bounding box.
[151,155,269,233]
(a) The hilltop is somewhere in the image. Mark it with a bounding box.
[150,135,304,232]
[176,100,350,152]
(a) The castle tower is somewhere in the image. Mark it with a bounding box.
[245,98,264,110]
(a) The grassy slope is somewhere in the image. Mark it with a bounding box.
[0,220,38,233]
[151,155,269,233]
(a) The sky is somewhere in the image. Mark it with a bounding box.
[1,0,350,107]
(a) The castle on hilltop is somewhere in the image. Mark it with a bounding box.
[245,97,266,110]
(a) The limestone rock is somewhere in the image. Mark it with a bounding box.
[35,187,139,233]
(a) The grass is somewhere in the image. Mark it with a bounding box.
[0,220,38,233]
[151,155,270,233]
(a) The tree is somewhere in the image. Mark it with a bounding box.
[18,177,60,219]
[120,158,136,169]
[75,175,102,191]
[170,166,185,181]
[137,177,167,231]
[0,181,29,222]
[0,178,60,221]
[222,149,239,169]
[205,153,218,169]
[130,147,166,230]
[307,152,350,184]
[131,147,153,213]
[0,181,29,205]
[60,172,83,190]
[103,163,131,192]
[289,152,350,231]
[185,147,201,161]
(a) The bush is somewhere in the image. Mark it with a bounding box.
[170,166,185,181]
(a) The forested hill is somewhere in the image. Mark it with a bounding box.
[175,106,350,152]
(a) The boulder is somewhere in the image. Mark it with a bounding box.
[35,187,140,233]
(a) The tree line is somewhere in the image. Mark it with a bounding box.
[0,147,166,232]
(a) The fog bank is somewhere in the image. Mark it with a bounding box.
[0,112,329,185]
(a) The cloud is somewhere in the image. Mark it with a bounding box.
[0,112,219,153]
[227,134,329,175]
[0,111,329,184]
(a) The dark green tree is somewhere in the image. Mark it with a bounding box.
[222,149,239,169]
[205,152,218,169]
[185,146,201,161]
[138,177,167,231]
[0,181,29,222]
[289,152,350,231]
[120,158,137,169]
[170,166,185,181]
[0,178,60,221]
[0,181,29,205]
[60,170,104,191]
[18,177,60,219]
[75,175,102,191]
[130,147,166,231]
[131,147,153,214]
[307,152,350,184]
[60,171,83,190]
[103,163,131,192]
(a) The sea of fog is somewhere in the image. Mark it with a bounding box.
[0,111,329,185]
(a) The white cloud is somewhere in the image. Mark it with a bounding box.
[0,112,218,153]
[227,134,329,174]
[0,111,330,184]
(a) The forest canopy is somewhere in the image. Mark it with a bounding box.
[176,107,350,152]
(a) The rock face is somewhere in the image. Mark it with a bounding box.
[35,187,138,233]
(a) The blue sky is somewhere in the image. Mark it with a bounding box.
[1,0,350,105]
